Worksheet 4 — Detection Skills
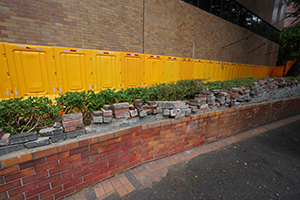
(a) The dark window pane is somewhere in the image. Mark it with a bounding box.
[230,1,241,25]
[245,11,257,32]
[185,0,198,7]
[183,0,280,44]
[221,0,232,21]
[199,0,211,12]
[211,0,221,16]
[238,7,247,27]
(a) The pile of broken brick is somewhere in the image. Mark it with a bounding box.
[0,77,298,156]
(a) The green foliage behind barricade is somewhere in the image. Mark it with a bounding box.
[0,77,265,135]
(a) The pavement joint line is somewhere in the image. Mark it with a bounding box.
[69,114,300,200]
[123,170,143,189]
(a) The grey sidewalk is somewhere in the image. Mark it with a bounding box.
[67,114,300,200]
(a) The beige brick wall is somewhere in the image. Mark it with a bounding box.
[0,0,143,52]
[144,0,279,66]
[0,0,280,66]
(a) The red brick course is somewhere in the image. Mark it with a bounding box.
[0,97,300,199]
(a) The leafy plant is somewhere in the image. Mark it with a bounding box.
[0,77,265,135]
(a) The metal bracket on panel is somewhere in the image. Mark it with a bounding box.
[94,86,97,90]
[53,88,56,93]
[6,90,9,96]
[15,90,18,96]
[60,88,62,92]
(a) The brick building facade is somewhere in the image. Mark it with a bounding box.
[0,0,285,66]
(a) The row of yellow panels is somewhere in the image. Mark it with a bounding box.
[0,43,273,100]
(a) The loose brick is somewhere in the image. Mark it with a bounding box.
[101,109,113,117]
[113,102,130,110]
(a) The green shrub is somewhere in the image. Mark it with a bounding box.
[0,77,264,134]
[0,97,59,134]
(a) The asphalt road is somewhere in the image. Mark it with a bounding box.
[111,119,300,200]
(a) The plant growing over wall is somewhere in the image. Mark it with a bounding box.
[0,97,59,134]
[1,77,276,135]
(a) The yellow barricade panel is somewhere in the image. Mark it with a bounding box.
[5,43,57,98]
[164,56,179,83]
[55,47,92,93]
[215,61,223,81]
[0,43,14,100]
[268,67,273,77]
[272,66,283,77]
[237,64,245,78]
[251,65,256,77]
[92,50,121,91]
[179,58,193,80]
[246,65,253,77]
[204,60,215,82]
[231,63,238,78]
[227,63,234,79]
[258,66,264,78]
[193,59,205,79]
[122,53,145,88]
[145,55,164,86]
[221,62,230,80]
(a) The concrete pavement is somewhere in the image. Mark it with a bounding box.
[66,114,300,200]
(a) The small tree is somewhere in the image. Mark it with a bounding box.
[280,0,300,76]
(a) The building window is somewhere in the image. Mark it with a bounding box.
[285,12,299,18]
[182,0,280,44]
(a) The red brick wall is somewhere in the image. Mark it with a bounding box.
[1,97,300,199]
[0,0,280,66]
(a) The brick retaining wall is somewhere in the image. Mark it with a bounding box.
[1,97,300,199]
